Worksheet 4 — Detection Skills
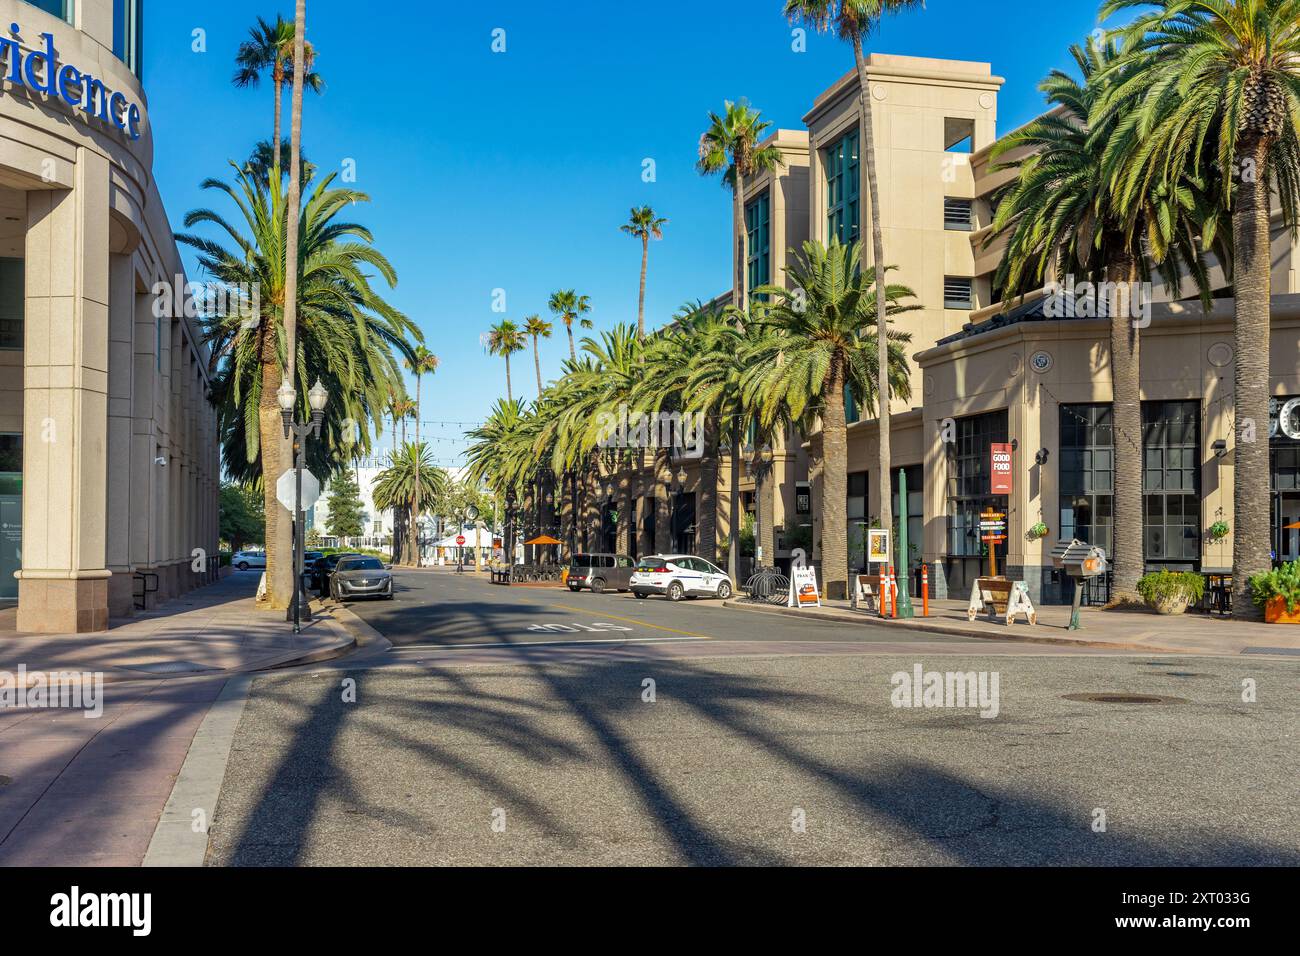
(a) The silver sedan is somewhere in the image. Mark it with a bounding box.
[330,556,394,601]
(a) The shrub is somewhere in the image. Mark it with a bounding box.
[1136,570,1204,607]
[1250,559,1300,614]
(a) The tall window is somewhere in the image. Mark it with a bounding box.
[113,0,144,78]
[945,410,1008,558]
[847,471,868,571]
[25,0,72,22]
[824,130,860,245]
[745,193,771,292]
[1059,404,1114,554]
[0,259,22,350]
[0,434,19,602]
[1143,401,1200,566]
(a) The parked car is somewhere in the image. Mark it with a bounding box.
[312,551,363,593]
[231,551,267,571]
[329,555,394,602]
[566,553,636,593]
[630,554,733,601]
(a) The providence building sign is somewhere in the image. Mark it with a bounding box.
[0,22,143,140]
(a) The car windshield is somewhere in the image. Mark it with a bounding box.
[570,555,591,569]
[340,558,384,571]
[636,558,664,570]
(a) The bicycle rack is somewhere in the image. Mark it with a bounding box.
[133,571,159,610]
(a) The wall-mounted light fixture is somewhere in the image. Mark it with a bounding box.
[1212,439,1228,459]
[1034,448,1049,466]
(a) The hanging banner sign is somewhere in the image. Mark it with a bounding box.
[990,443,1014,495]
[788,566,822,609]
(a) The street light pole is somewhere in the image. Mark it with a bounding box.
[278,378,329,634]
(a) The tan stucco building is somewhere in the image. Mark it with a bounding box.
[1,0,219,632]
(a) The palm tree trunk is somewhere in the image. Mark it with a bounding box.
[655,448,672,555]
[637,236,649,340]
[728,431,742,583]
[414,378,421,567]
[533,337,543,396]
[853,37,893,576]
[733,171,747,306]
[505,354,513,402]
[1108,251,1143,603]
[567,323,576,362]
[696,418,720,563]
[757,458,776,567]
[273,63,283,174]
[259,343,290,609]
[821,358,850,599]
[1232,136,1273,620]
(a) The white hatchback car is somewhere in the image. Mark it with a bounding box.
[231,551,267,571]
[630,554,733,602]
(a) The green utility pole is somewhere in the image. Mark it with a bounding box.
[896,467,914,618]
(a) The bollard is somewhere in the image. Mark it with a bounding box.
[888,565,897,619]
[921,563,930,617]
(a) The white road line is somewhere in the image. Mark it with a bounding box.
[391,636,709,650]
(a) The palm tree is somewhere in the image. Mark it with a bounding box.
[548,289,593,361]
[1101,0,1300,619]
[405,345,440,447]
[697,100,785,306]
[620,207,669,340]
[784,0,925,578]
[487,319,527,401]
[988,37,1224,603]
[744,238,917,599]
[373,442,447,566]
[233,15,323,176]
[523,315,553,396]
[180,165,419,607]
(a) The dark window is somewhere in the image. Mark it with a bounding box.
[825,130,860,245]
[844,384,859,425]
[890,464,924,573]
[745,193,771,292]
[1142,401,1200,565]
[24,0,71,21]
[1059,404,1114,555]
[944,277,973,310]
[0,258,22,350]
[847,471,868,571]
[944,197,973,231]
[113,0,145,78]
[946,411,1009,558]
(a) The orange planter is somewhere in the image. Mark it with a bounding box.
[1264,595,1300,624]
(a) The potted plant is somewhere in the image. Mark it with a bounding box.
[1206,520,1230,543]
[1250,559,1300,624]
[1136,570,1205,615]
[1027,521,1049,540]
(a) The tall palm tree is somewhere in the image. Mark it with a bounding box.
[373,442,448,566]
[487,319,527,401]
[1101,0,1300,619]
[233,15,323,176]
[523,314,553,396]
[743,238,917,599]
[697,100,785,306]
[548,289,593,361]
[620,207,669,340]
[988,37,1224,603]
[784,0,926,578]
[180,165,419,607]
[405,345,440,447]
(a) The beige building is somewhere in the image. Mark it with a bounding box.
[1,0,219,632]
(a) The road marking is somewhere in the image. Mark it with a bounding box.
[394,636,708,650]
[550,603,711,639]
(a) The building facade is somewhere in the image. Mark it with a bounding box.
[2,0,219,632]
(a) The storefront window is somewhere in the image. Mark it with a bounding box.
[891,464,924,574]
[0,434,20,602]
[1142,401,1200,567]
[847,471,868,570]
[1270,396,1300,562]
[1059,404,1114,554]
[0,258,22,350]
[946,410,1009,559]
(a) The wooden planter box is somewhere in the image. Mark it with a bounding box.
[1264,595,1300,624]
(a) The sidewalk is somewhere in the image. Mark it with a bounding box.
[724,595,1300,657]
[0,573,355,682]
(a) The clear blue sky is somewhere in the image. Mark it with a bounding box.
[146,0,1111,468]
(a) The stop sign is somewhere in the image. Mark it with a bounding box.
[456,535,466,546]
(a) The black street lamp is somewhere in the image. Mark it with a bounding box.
[277,377,328,633]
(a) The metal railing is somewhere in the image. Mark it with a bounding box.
[743,566,790,605]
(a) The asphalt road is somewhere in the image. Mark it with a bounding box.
[208,648,1300,866]
[341,569,991,648]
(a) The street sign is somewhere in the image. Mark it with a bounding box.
[456,535,466,547]
[276,469,320,513]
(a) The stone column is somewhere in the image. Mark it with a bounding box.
[105,253,135,617]
[17,158,112,633]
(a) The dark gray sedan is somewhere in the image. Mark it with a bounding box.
[329,556,394,601]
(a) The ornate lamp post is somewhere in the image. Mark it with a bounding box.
[466,503,481,573]
[277,378,328,632]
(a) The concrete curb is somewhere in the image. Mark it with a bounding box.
[143,673,254,867]
[720,599,1181,654]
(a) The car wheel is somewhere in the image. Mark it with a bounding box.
[667,581,685,602]
[237,562,248,571]
[634,592,648,600]
[591,578,606,594]
[716,581,733,600]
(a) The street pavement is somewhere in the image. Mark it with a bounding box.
[201,570,1300,866]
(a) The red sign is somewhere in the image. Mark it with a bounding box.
[990,443,1014,495]
[456,535,466,546]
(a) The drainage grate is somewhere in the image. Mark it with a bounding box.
[1064,693,1187,705]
